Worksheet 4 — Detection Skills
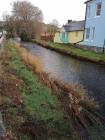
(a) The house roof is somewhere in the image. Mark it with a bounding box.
[84,0,93,4]
[63,20,85,32]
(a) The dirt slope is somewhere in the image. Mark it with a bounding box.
[0,51,23,140]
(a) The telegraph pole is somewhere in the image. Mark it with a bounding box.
[103,39,105,54]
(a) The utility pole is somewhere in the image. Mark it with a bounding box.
[103,39,105,54]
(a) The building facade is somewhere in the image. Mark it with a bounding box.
[54,20,84,44]
[54,32,62,43]
[83,0,105,49]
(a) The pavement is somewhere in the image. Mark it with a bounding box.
[0,112,6,138]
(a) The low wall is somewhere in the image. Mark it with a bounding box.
[76,44,104,53]
[33,40,105,65]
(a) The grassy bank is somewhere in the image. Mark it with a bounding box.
[1,41,105,140]
[2,42,81,140]
[32,39,105,65]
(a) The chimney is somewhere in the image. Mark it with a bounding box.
[68,20,72,23]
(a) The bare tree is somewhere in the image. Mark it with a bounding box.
[13,1,43,22]
[3,14,16,37]
[4,1,43,40]
[50,19,59,28]
[46,19,59,35]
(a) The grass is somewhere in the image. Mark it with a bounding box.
[7,42,80,140]
[10,43,63,120]
[19,134,32,140]
[4,41,105,140]
[13,43,103,128]
[32,39,105,64]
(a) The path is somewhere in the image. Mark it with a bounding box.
[0,112,5,138]
[0,41,22,140]
[0,39,6,138]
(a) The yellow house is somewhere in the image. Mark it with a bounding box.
[68,30,84,44]
[54,32,62,43]
[54,20,84,44]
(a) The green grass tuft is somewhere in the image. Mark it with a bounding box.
[33,39,105,63]
[7,42,80,140]
[9,45,63,121]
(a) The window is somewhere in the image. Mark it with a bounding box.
[87,5,91,18]
[91,27,95,40]
[85,28,90,40]
[96,2,102,16]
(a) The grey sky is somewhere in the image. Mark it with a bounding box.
[0,0,86,25]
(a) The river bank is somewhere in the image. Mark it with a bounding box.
[0,41,105,140]
[32,40,105,65]
[0,42,81,140]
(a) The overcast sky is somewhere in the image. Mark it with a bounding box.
[1,0,86,26]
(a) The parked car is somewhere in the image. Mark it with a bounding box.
[14,37,21,42]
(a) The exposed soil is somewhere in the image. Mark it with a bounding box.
[0,46,82,140]
[0,49,58,140]
[0,51,23,140]
[0,52,22,106]
[0,43,105,140]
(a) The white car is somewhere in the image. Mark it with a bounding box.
[14,37,21,42]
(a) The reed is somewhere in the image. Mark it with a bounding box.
[14,43,43,73]
[14,42,104,130]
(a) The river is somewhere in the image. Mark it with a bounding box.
[21,42,105,115]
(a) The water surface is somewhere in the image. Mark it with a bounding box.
[22,42,105,114]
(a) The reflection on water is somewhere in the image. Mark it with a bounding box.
[22,42,105,114]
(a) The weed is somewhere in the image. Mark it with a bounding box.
[33,39,105,64]
[13,42,105,128]
[6,41,105,139]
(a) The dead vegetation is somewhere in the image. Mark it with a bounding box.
[14,42,105,130]
[14,43,43,73]
[0,53,23,107]
[0,41,105,140]
[0,53,22,140]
